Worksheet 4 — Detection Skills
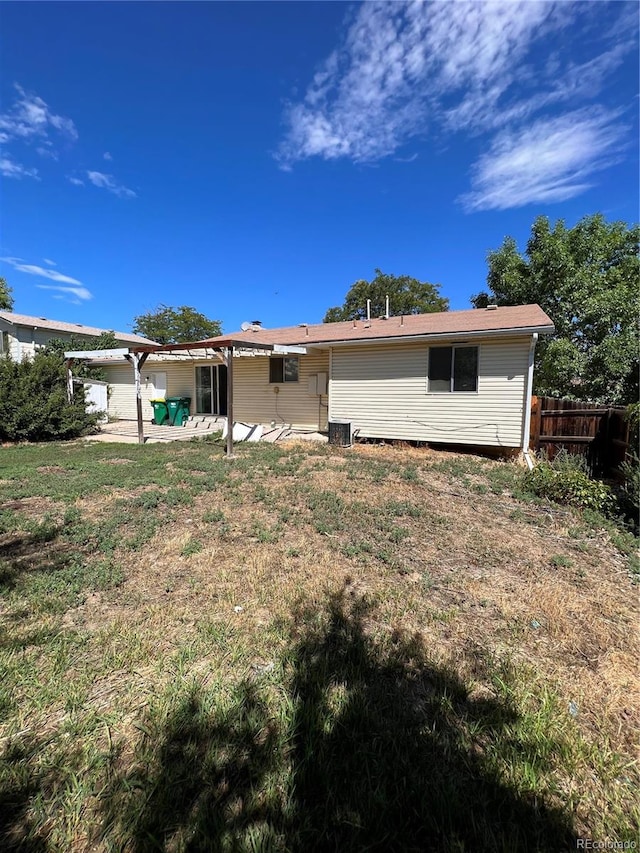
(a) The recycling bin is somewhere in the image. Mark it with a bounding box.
[150,399,169,426]
[166,396,191,426]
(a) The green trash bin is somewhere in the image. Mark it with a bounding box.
[166,396,191,426]
[150,399,169,426]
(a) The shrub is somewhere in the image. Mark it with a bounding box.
[522,451,617,516]
[0,352,99,442]
[619,452,640,526]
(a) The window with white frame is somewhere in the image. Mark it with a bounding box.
[269,356,299,383]
[428,346,478,392]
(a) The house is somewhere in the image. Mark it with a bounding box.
[0,311,156,360]
[92,304,554,451]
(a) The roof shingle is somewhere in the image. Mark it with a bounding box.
[201,304,554,348]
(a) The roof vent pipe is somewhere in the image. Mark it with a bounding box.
[366,299,371,321]
[400,315,404,326]
[385,295,389,319]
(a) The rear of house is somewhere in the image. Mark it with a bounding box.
[96,305,553,450]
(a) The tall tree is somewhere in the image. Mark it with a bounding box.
[471,214,640,406]
[132,305,222,345]
[324,269,448,323]
[0,277,14,310]
[45,331,121,380]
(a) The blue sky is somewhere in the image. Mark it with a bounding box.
[1,1,637,335]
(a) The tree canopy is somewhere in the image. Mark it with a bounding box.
[45,332,121,380]
[0,277,14,311]
[324,269,448,323]
[132,305,222,345]
[471,214,639,406]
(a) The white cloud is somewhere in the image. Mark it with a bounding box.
[276,0,635,209]
[459,109,627,212]
[103,151,113,161]
[0,85,77,182]
[86,170,136,199]
[43,258,56,266]
[36,143,59,160]
[37,284,93,302]
[0,256,83,285]
[0,155,39,179]
[0,84,77,143]
[277,1,561,167]
[67,175,85,186]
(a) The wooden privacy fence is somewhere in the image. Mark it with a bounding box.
[529,396,630,478]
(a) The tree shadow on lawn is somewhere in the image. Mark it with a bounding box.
[0,523,73,593]
[98,583,577,852]
[0,735,58,853]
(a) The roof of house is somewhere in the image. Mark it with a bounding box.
[0,311,157,346]
[192,304,554,350]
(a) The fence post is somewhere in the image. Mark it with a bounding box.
[529,395,541,451]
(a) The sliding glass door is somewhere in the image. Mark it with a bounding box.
[195,365,227,415]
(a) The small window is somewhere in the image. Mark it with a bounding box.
[428,346,478,392]
[269,356,299,383]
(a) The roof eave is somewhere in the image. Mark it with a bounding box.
[278,324,555,348]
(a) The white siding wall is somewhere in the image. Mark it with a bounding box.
[0,323,142,362]
[233,351,330,430]
[4,326,54,360]
[329,338,531,448]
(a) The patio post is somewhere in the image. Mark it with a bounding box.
[226,345,234,458]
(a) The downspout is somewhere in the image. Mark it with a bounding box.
[522,333,538,470]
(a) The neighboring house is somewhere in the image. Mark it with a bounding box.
[96,304,554,450]
[0,311,156,360]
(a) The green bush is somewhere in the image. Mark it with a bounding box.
[522,452,617,515]
[619,452,640,522]
[0,352,99,442]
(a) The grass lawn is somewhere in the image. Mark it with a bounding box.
[0,438,638,852]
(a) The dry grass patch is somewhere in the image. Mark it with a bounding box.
[0,439,637,850]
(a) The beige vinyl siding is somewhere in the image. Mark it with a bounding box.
[103,352,330,430]
[233,351,330,430]
[104,360,198,421]
[329,338,530,448]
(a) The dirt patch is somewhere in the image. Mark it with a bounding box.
[0,496,59,518]
[36,465,67,474]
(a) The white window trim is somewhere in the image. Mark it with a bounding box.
[426,344,480,394]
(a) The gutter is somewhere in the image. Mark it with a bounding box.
[522,333,538,470]
[300,324,554,349]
